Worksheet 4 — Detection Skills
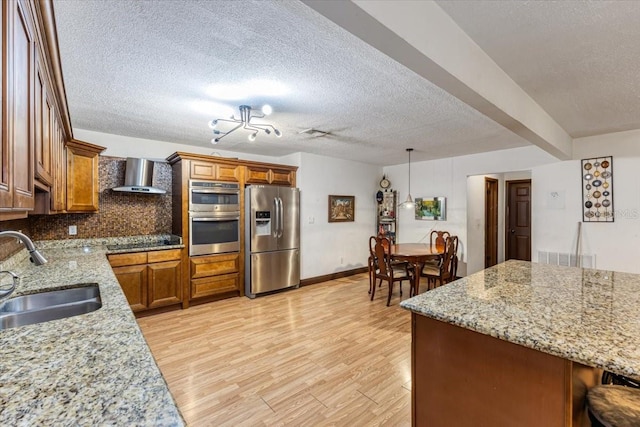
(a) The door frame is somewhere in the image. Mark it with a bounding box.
[484,177,499,268]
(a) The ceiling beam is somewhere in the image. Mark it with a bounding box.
[303,0,572,160]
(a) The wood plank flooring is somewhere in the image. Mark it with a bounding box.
[137,273,414,426]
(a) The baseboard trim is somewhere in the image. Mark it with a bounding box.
[300,267,368,287]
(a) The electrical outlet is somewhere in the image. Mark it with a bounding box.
[69,225,78,236]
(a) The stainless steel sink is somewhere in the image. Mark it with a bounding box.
[0,284,102,330]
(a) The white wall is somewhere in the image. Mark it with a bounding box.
[383,145,557,276]
[296,152,381,278]
[532,156,640,274]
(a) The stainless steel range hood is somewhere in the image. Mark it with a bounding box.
[112,158,166,194]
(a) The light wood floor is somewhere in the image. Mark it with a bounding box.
[137,273,414,426]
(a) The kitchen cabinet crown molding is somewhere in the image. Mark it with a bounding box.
[166,151,298,173]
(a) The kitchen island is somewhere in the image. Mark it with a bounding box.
[0,238,184,425]
[401,260,640,427]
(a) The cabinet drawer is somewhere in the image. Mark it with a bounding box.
[108,252,148,267]
[148,248,182,263]
[190,253,239,278]
[191,273,239,299]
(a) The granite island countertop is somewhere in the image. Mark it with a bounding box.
[0,237,184,426]
[401,259,640,378]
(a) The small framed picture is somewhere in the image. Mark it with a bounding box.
[328,195,355,222]
[415,197,446,221]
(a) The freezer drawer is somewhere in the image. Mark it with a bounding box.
[247,249,300,297]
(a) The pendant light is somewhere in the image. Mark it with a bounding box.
[400,148,415,209]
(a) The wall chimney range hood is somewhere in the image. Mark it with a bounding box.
[112,158,166,194]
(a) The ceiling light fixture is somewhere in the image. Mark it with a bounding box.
[209,104,282,144]
[400,148,415,209]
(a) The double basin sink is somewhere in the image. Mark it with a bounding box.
[0,284,102,330]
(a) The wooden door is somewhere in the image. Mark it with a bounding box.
[506,180,531,261]
[485,177,498,268]
[112,264,148,312]
[148,260,182,308]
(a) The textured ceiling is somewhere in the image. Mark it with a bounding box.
[437,0,640,138]
[53,0,530,166]
[54,1,640,166]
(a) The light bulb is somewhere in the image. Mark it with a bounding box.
[248,132,257,142]
[265,129,271,135]
[208,119,217,129]
[274,129,282,137]
[211,137,219,145]
[261,104,273,115]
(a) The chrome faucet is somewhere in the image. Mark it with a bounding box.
[0,231,47,265]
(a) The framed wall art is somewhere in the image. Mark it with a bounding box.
[581,156,613,222]
[328,195,355,222]
[415,197,446,221]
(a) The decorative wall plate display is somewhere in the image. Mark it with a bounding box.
[581,156,613,222]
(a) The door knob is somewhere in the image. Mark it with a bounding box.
[510,229,516,233]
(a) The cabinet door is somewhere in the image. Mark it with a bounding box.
[66,139,102,212]
[0,1,9,207]
[8,0,35,210]
[112,264,148,312]
[51,115,66,211]
[190,161,216,180]
[270,168,295,186]
[245,166,270,184]
[34,52,52,186]
[215,164,239,182]
[148,260,182,308]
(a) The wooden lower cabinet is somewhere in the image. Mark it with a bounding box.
[189,253,240,299]
[109,249,182,313]
[111,264,147,312]
[411,314,599,427]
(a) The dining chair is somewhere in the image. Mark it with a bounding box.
[421,235,457,290]
[368,236,378,297]
[424,230,451,271]
[372,236,415,306]
[429,230,450,249]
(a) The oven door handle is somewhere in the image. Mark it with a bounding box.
[190,189,240,195]
[192,216,240,222]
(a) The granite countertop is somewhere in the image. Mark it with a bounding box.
[0,236,184,426]
[401,259,640,378]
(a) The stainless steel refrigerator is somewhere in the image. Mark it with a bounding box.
[245,185,300,298]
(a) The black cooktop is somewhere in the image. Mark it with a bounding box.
[107,238,181,251]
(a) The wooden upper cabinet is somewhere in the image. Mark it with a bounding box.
[2,0,35,213]
[271,168,295,186]
[34,51,52,187]
[245,165,296,186]
[190,160,239,182]
[66,139,105,212]
[0,1,10,208]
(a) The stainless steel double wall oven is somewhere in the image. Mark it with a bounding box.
[188,180,240,256]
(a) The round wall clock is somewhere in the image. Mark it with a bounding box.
[380,175,391,189]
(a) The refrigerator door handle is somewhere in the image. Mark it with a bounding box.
[278,197,284,238]
[273,197,279,238]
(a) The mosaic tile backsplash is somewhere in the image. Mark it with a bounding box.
[0,156,173,259]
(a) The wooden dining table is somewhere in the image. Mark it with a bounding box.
[390,243,444,295]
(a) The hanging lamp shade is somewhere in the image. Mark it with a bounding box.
[399,148,415,209]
